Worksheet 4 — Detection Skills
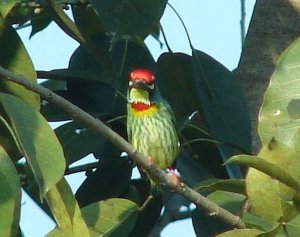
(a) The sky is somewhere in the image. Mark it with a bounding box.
[17,1,256,236]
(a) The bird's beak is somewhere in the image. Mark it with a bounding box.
[129,80,154,91]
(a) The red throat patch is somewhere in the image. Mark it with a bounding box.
[131,102,153,111]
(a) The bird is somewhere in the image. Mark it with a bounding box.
[127,68,179,190]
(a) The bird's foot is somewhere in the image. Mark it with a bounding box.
[168,167,180,190]
[147,155,155,167]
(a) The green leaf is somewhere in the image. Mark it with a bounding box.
[92,0,167,40]
[0,146,21,237]
[129,195,162,237]
[0,16,40,109]
[216,229,263,237]
[192,49,252,178]
[207,190,246,214]
[241,141,300,223]
[76,158,132,207]
[242,212,274,232]
[259,37,300,147]
[45,178,89,237]
[30,13,52,38]
[0,0,16,18]
[226,154,300,191]
[0,93,65,198]
[157,52,201,122]
[82,198,138,236]
[55,121,105,165]
[195,179,246,195]
[286,215,300,237]
[72,4,104,39]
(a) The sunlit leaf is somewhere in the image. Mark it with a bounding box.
[0,146,21,237]
[82,198,138,236]
[259,37,300,147]
[216,229,263,237]
[241,141,300,223]
[45,178,89,236]
[0,93,65,198]
[0,0,16,18]
[0,16,40,109]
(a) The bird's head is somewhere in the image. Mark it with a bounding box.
[128,69,158,106]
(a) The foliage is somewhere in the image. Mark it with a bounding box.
[0,0,300,236]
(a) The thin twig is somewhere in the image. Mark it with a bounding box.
[159,22,172,53]
[240,0,246,48]
[0,66,246,229]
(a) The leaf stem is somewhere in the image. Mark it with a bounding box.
[167,2,193,49]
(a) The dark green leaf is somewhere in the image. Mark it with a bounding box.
[55,121,105,165]
[0,16,40,109]
[30,13,52,38]
[82,198,139,236]
[0,146,21,237]
[192,49,252,178]
[72,4,104,39]
[45,178,89,236]
[207,190,246,214]
[76,158,132,207]
[129,195,162,237]
[157,52,200,122]
[0,93,65,198]
[195,179,246,195]
[242,212,274,232]
[92,0,167,40]
[193,208,232,237]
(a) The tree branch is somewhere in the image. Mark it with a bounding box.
[0,66,246,229]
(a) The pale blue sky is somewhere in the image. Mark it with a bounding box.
[17,1,256,236]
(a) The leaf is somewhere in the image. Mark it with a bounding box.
[286,215,300,237]
[207,190,246,214]
[258,36,300,147]
[72,4,104,39]
[0,146,21,237]
[192,49,252,178]
[216,229,263,237]
[195,179,246,195]
[242,140,300,223]
[242,212,274,232]
[157,52,201,122]
[0,0,16,18]
[226,154,300,191]
[45,178,89,237]
[0,16,40,109]
[0,93,65,198]
[92,0,167,40]
[82,198,138,236]
[30,13,52,38]
[129,195,162,237]
[76,158,132,207]
[55,121,105,165]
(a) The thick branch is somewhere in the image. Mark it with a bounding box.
[0,66,246,229]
